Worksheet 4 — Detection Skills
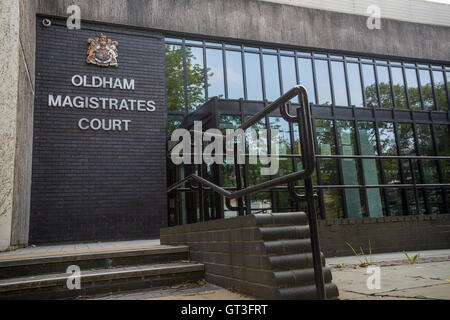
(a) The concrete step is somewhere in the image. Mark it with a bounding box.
[254,212,309,227]
[0,245,189,280]
[0,262,204,300]
[279,282,340,300]
[274,267,333,288]
[269,253,325,271]
[264,239,312,256]
[259,225,310,241]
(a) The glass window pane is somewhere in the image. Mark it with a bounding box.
[358,121,383,217]
[168,115,183,138]
[206,48,225,99]
[376,66,393,108]
[298,58,316,104]
[362,64,378,108]
[419,69,434,110]
[347,63,364,107]
[250,192,272,213]
[386,188,404,216]
[435,125,450,156]
[322,190,344,219]
[314,59,332,105]
[337,120,363,218]
[315,120,336,155]
[244,52,263,101]
[331,61,348,106]
[219,115,241,188]
[280,56,297,94]
[378,122,397,156]
[165,44,185,112]
[405,68,421,110]
[435,124,450,186]
[422,160,439,184]
[416,124,435,156]
[225,51,244,99]
[270,117,292,155]
[433,70,449,111]
[426,189,445,214]
[383,159,401,184]
[186,47,206,111]
[391,67,407,109]
[165,37,182,43]
[397,123,416,156]
[263,54,281,101]
[246,117,269,185]
[319,159,340,185]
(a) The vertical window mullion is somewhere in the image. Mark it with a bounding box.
[328,59,336,106]
[203,42,209,100]
[373,121,391,217]
[354,120,370,217]
[223,45,228,99]
[260,48,267,102]
[241,47,248,100]
[343,59,352,107]
[182,39,189,115]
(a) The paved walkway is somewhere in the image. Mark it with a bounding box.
[2,241,449,300]
[327,249,450,300]
[0,239,161,260]
[91,282,253,300]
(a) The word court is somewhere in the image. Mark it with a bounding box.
[47,75,157,132]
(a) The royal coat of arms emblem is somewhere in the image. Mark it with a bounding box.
[86,33,119,67]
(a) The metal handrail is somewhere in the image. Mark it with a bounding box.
[167,85,327,300]
[167,86,316,200]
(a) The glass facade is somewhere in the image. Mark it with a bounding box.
[165,37,450,221]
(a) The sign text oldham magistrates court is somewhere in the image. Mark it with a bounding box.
[30,18,167,243]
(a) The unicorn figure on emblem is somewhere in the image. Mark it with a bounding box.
[86,33,119,67]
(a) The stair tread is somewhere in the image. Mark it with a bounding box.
[0,245,190,267]
[0,262,204,290]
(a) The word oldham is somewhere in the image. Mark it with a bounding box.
[71,75,135,90]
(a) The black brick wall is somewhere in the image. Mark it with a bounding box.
[30,18,167,244]
[319,215,450,257]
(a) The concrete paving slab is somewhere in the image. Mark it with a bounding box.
[90,283,252,300]
[373,284,450,300]
[332,260,450,300]
[149,290,253,300]
[0,239,161,260]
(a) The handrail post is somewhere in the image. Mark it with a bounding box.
[297,101,326,300]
